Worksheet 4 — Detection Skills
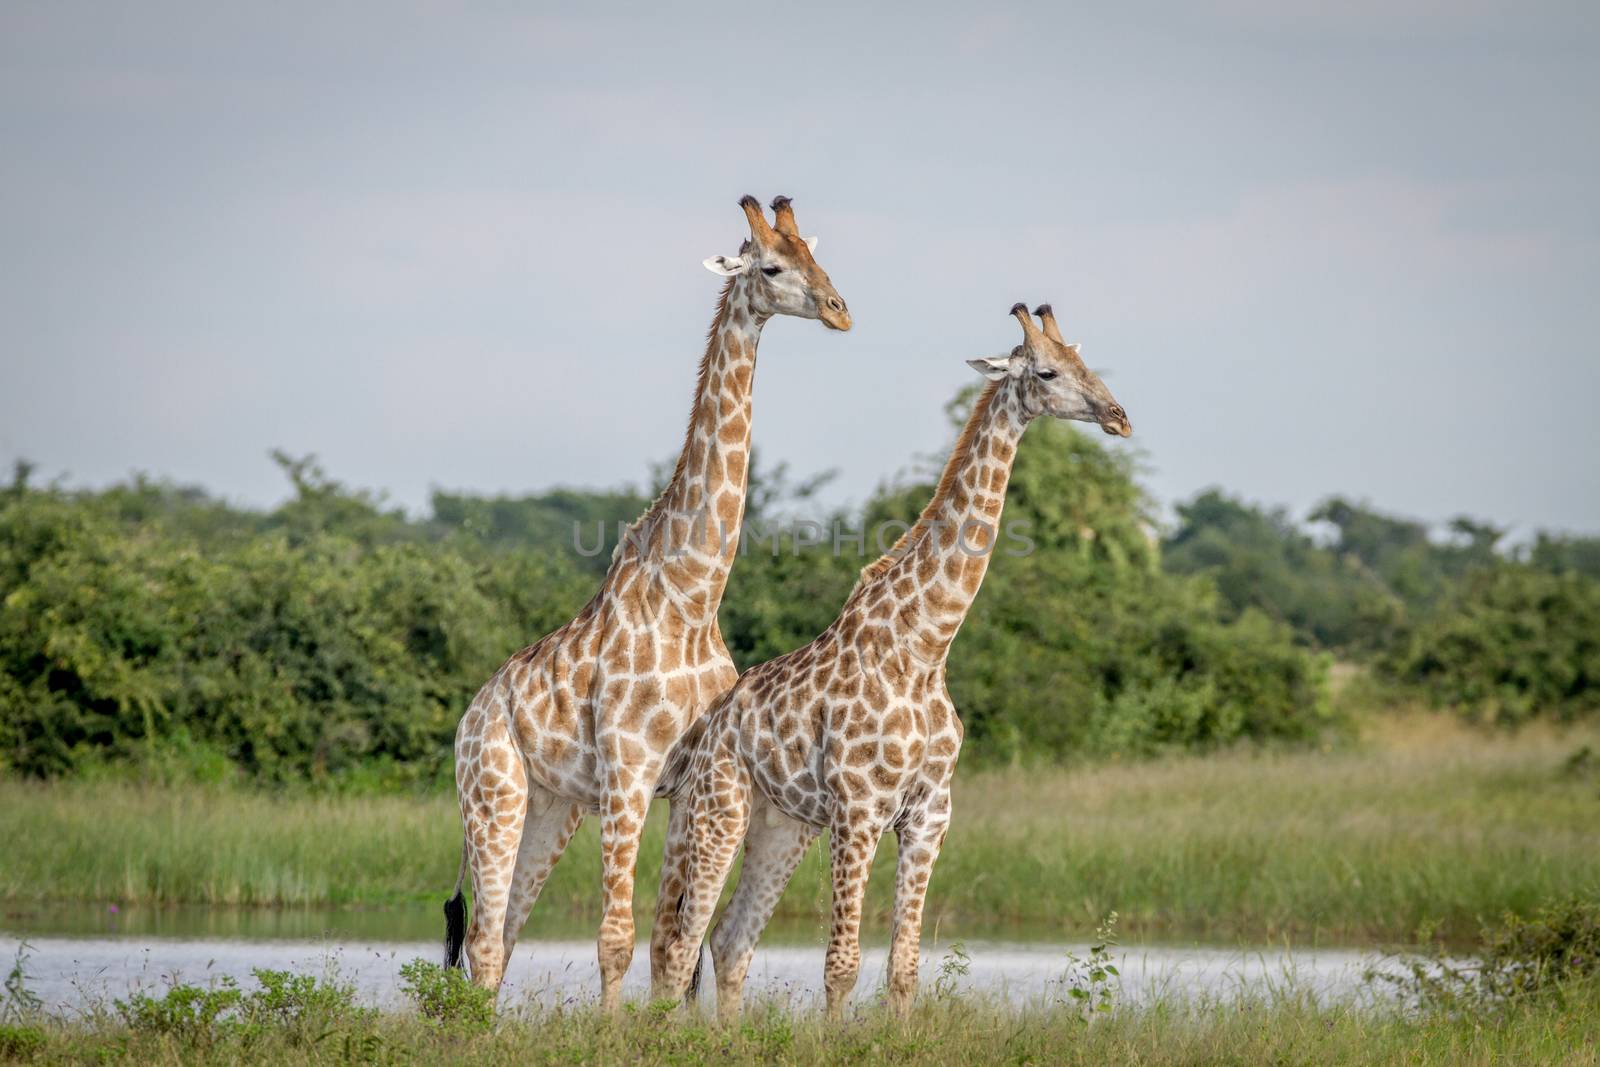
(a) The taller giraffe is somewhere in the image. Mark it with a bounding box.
[650,304,1130,1019]
[445,196,850,1009]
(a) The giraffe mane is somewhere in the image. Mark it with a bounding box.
[613,277,737,561]
[666,276,737,491]
[850,380,1003,591]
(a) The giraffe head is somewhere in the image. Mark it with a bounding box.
[967,304,1132,437]
[702,195,852,331]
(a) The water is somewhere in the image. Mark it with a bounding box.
[0,901,1067,949]
[2,901,458,944]
[1,907,1409,1014]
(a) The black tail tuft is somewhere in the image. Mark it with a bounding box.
[687,944,706,1003]
[443,889,467,969]
[675,888,706,1006]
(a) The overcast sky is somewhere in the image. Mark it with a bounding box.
[3,2,1597,536]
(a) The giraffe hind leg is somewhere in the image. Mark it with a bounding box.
[657,790,750,1006]
[458,727,530,993]
[709,798,818,1021]
[648,796,696,1002]
[501,791,584,964]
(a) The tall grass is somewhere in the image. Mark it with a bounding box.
[925,713,1600,942]
[6,987,1599,1067]
[3,714,1597,943]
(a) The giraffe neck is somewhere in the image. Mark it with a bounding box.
[625,276,766,617]
[852,380,1032,662]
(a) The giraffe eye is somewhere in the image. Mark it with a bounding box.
[761,266,783,277]
[1037,368,1059,381]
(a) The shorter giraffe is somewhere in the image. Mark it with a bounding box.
[649,303,1132,1019]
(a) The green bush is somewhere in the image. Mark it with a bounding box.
[1163,490,1405,651]
[116,980,243,1038]
[109,969,368,1044]
[1378,898,1600,1012]
[0,475,591,780]
[398,959,495,1030]
[948,553,1331,761]
[243,968,367,1028]
[1381,565,1600,724]
[801,409,1330,761]
[0,411,1341,779]
[1481,898,1600,997]
[1529,532,1600,579]
[0,1023,45,1059]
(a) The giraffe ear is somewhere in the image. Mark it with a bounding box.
[966,354,1015,381]
[803,236,818,253]
[703,254,749,277]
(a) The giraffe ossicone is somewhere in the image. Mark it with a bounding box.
[649,303,1131,1020]
[444,195,850,1012]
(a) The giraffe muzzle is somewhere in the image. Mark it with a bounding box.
[1100,411,1133,437]
[820,296,852,331]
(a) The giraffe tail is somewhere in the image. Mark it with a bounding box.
[688,944,707,1004]
[443,837,468,970]
[677,888,708,1004]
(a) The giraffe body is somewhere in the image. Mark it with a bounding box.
[447,196,849,1010]
[650,304,1131,1019]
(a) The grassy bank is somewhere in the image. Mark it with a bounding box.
[3,989,1598,1067]
[7,898,1598,1066]
[3,715,1598,944]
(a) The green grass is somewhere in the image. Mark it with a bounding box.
[3,714,1598,944]
[4,987,1598,1066]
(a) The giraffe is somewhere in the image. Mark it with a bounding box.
[444,195,851,1011]
[649,303,1131,1020]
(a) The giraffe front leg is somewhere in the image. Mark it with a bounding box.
[596,765,654,1013]
[886,802,951,1016]
[824,813,886,1020]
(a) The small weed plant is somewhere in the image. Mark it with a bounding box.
[1056,912,1121,1021]
[2,942,42,1022]
[933,941,972,1000]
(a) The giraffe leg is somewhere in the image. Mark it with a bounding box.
[458,733,529,993]
[824,813,887,1019]
[595,763,657,1013]
[885,807,951,1016]
[653,771,751,1005]
[647,795,694,996]
[709,797,818,1022]
[501,790,584,965]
